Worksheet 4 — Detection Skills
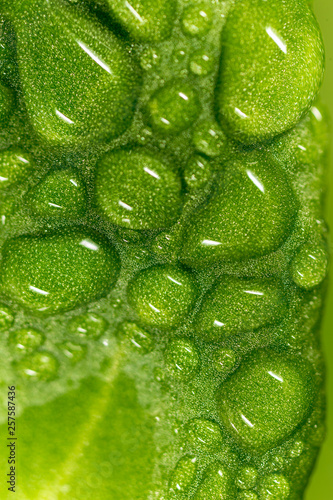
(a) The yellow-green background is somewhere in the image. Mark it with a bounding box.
[306,2,333,499]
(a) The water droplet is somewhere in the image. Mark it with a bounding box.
[216,0,324,143]
[259,474,290,500]
[1,229,120,315]
[218,349,315,453]
[140,47,161,71]
[58,341,87,364]
[127,265,198,328]
[15,351,59,381]
[181,3,213,37]
[68,312,108,339]
[120,322,153,353]
[194,461,236,499]
[95,149,182,230]
[147,80,201,135]
[9,0,141,146]
[291,241,328,290]
[169,455,197,495]
[9,328,44,353]
[184,154,212,192]
[192,119,226,158]
[172,47,188,65]
[289,440,304,458]
[194,276,287,340]
[213,349,237,373]
[165,339,200,380]
[27,168,87,218]
[237,467,257,490]
[181,152,298,265]
[183,418,223,451]
[189,47,215,76]
[0,148,33,191]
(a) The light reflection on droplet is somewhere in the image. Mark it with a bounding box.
[235,107,248,119]
[144,166,160,179]
[77,40,112,74]
[240,414,254,428]
[48,202,62,208]
[266,26,287,54]
[268,370,283,383]
[149,303,160,313]
[246,170,265,193]
[311,106,323,121]
[125,1,144,23]
[29,285,49,296]
[55,109,74,125]
[167,275,182,286]
[118,200,133,211]
[79,239,99,251]
[179,92,189,101]
[202,239,222,246]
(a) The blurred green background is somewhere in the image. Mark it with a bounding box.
[306,2,333,499]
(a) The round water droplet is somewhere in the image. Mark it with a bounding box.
[165,339,199,380]
[183,418,223,451]
[68,312,108,339]
[189,47,215,76]
[58,341,87,364]
[1,228,120,315]
[169,455,197,495]
[15,351,59,381]
[213,349,237,373]
[194,276,287,340]
[147,80,201,135]
[0,81,14,126]
[136,126,153,145]
[184,154,212,192]
[237,467,257,490]
[27,168,87,218]
[268,454,286,472]
[181,3,213,37]
[95,149,182,230]
[140,46,161,71]
[259,475,290,500]
[289,440,304,458]
[0,303,14,330]
[120,322,153,353]
[217,349,315,453]
[172,47,188,65]
[9,0,141,146]
[291,242,328,290]
[9,328,44,353]
[151,230,180,260]
[216,0,324,143]
[0,148,34,191]
[181,151,298,266]
[192,120,226,158]
[194,462,236,499]
[127,265,198,328]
